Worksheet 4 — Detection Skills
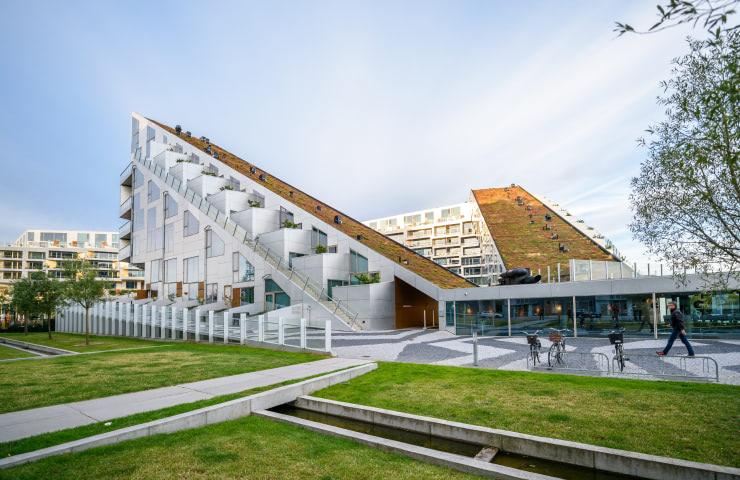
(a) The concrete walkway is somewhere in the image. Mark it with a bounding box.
[0,357,369,443]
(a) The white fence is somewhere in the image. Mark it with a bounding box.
[55,301,332,353]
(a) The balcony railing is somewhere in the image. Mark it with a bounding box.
[119,196,132,219]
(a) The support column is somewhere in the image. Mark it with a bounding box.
[194,308,201,342]
[652,292,658,340]
[160,305,167,340]
[507,299,512,337]
[182,307,189,341]
[572,296,578,338]
[92,304,98,335]
[133,304,140,337]
[300,318,306,349]
[118,302,124,337]
[125,304,131,336]
[278,317,285,345]
[258,315,264,342]
[143,304,150,338]
[208,311,214,343]
[324,320,332,354]
[240,313,246,345]
[170,306,178,340]
[224,309,232,344]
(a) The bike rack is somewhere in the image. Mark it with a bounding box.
[527,351,611,375]
[610,354,719,382]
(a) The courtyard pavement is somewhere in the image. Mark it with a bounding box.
[0,356,369,443]
[332,329,740,385]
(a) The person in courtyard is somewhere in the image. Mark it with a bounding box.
[657,300,695,357]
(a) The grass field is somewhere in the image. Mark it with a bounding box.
[0,416,476,480]
[0,344,34,360]
[0,373,330,458]
[0,332,167,352]
[315,362,740,467]
[0,334,324,414]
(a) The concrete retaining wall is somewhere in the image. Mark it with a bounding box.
[294,396,740,480]
[0,338,76,356]
[0,363,376,470]
[256,409,557,480]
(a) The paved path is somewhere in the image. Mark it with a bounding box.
[332,329,740,385]
[0,357,368,443]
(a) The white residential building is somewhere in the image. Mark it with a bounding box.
[120,113,473,332]
[0,229,144,295]
[364,201,504,286]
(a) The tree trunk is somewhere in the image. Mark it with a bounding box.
[85,306,90,345]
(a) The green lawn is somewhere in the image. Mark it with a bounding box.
[1,373,329,458]
[315,362,740,467]
[0,344,34,360]
[0,332,166,352]
[0,416,476,480]
[0,335,324,414]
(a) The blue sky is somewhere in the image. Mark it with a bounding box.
[0,1,695,262]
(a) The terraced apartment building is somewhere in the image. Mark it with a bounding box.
[366,185,621,285]
[0,229,144,296]
[120,113,474,332]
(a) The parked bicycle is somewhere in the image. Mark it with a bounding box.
[609,328,627,372]
[548,328,570,367]
[523,330,542,365]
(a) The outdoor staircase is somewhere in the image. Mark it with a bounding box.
[131,152,364,331]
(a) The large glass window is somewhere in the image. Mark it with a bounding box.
[311,227,327,249]
[232,253,254,283]
[150,259,161,283]
[350,250,368,273]
[163,258,177,283]
[240,287,255,305]
[183,210,199,237]
[94,233,107,247]
[41,232,67,243]
[148,180,160,202]
[205,229,224,258]
[133,169,144,189]
[206,283,218,303]
[509,297,571,335]
[77,233,89,245]
[164,223,174,253]
[183,256,199,283]
[133,193,145,231]
[164,195,178,219]
[453,300,506,335]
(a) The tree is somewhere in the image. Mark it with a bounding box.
[64,260,108,345]
[629,31,740,286]
[10,276,39,335]
[616,0,738,39]
[33,272,66,339]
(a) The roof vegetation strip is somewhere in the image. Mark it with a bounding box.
[146,118,475,289]
[472,186,616,275]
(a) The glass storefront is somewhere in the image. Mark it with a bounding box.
[450,290,739,338]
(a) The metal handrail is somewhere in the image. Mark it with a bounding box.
[134,153,362,329]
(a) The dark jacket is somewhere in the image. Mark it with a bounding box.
[669,309,685,330]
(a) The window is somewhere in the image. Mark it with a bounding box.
[240,287,255,305]
[148,180,160,202]
[206,283,218,303]
[183,256,199,283]
[27,232,34,241]
[133,193,145,231]
[150,259,161,283]
[232,253,254,283]
[164,223,174,253]
[41,232,67,243]
[425,211,434,222]
[164,258,177,283]
[95,233,107,247]
[350,250,368,273]
[125,281,137,289]
[133,169,144,189]
[28,251,45,259]
[205,229,224,257]
[288,252,305,268]
[164,195,178,219]
[311,227,327,248]
[183,210,199,237]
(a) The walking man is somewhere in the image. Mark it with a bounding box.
[657,300,695,357]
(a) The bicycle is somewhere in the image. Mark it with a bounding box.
[547,328,570,367]
[523,330,542,365]
[609,328,627,372]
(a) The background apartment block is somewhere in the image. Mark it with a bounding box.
[0,229,144,295]
[366,186,623,284]
[364,202,503,286]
